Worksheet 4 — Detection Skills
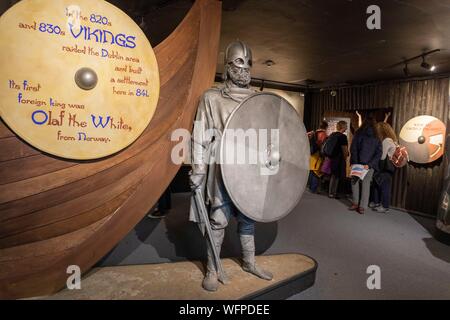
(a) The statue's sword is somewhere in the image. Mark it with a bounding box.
[194,188,229,284]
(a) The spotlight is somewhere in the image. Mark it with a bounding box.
[421,56,436,71]
[139,17,146,30]
[421,61,431,69]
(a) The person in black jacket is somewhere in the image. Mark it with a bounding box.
[328,121,349,198]
[349,117,382,214]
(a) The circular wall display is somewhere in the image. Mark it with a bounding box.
[0,0,160,160]
[399,115,446,163]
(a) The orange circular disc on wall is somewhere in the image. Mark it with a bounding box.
[0,0,159,160]
[399,115,446,163]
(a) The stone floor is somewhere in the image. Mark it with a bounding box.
[96,191,450,299]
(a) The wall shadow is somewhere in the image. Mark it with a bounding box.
[410,211,450,263]
[409,214,436,235]
[422,237,450,264]
[155,194,279,261]
[98,193,278,266]
[96,208,161,266]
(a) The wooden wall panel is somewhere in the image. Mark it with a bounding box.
[306,77,450,215]
[0,0,222,299]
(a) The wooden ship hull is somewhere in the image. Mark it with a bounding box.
[0,0,222,299]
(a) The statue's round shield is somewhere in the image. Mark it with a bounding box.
[220,92,310,222]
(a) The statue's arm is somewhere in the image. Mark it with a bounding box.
[190,95,211,189]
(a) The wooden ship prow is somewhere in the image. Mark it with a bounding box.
[0,0,222,299]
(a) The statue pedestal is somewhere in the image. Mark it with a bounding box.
[40,254,317,300]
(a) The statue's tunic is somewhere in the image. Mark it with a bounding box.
[189,83,255,230]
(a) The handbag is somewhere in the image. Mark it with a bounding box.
[320,157,332,175]
[380,157,395,174]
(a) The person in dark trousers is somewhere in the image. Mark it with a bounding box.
[370,122,397,213]
[328,121,349,198]
[148,186,172,218]
[349,117,382,214]
[308,120,328,193]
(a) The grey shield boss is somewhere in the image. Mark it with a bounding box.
[220,92,310,222]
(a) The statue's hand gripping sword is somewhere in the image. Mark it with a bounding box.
[194,188,229,284]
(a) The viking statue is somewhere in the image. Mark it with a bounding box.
[189,41,273,292]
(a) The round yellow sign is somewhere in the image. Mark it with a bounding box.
[0,0,159,160]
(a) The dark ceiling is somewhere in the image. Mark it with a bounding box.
[2,0,449,87]
[108,0,450,87]
[218,0,450,87]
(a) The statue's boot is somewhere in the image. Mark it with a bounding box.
[240,234,273,280]
[202,229,225,291]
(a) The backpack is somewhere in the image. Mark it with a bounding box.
[310,151,324,174]
[391,144,408,168]
[322,132,340,157]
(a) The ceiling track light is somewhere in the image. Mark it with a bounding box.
[380,49,440,76]
[139,16,146,30]
[403,63,409,77]
[421,56,436,71]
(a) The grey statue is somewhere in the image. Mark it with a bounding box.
[189,40,273,291]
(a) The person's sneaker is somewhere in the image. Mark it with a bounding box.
[348,204,359,211]
[147,208,168,218]
[369,202,380,209]
[375,206,389,213]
